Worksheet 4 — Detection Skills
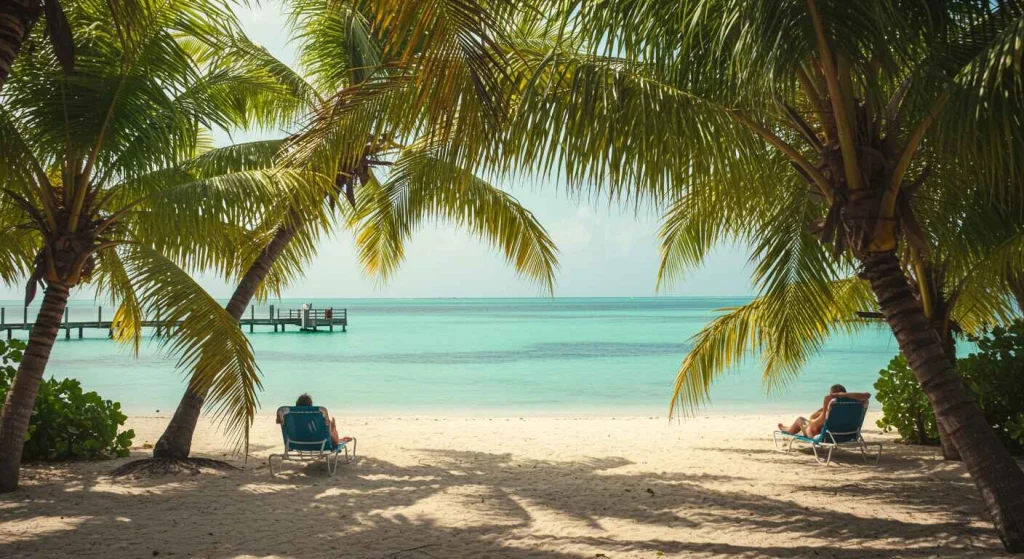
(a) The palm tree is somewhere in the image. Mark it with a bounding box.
[661,186,1024,461]
[139,2,560,465]
[479,0,1024,550]
[0,0,305,491]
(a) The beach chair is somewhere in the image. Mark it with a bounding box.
[772,397,882,465]
[269,406,356,476]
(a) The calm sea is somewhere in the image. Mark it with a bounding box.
[2,297,901,416]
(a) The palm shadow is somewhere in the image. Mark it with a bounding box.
[0,440,1008,558]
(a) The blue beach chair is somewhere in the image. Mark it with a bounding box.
[269,406,356,476]
[772,397,882,465]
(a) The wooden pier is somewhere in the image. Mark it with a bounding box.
[1,304,347,340]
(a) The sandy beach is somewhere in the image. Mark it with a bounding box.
[0,413,1007,558]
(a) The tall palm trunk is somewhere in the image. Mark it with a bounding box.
[0,0,40,91]
[0,282,69,492]
[153,218,302,459]
[936,327,961,461]
[860,251,1024,551]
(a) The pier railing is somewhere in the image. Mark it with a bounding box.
[1,304,347,340]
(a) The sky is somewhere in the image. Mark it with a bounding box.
[1,3,755,302]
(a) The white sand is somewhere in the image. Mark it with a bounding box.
[0,413,1008,558]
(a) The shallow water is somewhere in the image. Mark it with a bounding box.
[2,297,901,416]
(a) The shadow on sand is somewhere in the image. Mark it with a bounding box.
[0,441,1009,558]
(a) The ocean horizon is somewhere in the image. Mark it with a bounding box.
[2,296,902,417]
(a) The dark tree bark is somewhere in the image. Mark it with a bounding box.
[153,218,302,459]
[0,0,40,91]
[936,327,962,461]
[860,251,1024,552]
[935,400,962,460]
[0,282,69,492]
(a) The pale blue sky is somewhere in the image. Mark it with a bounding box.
[1,3,754,301]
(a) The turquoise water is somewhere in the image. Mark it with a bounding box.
[2,297,901,416]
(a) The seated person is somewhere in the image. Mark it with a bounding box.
[277,393,340,447]
[778,384,870,437]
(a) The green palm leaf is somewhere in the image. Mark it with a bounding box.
[355,139,559,292]
[117,245,262,452]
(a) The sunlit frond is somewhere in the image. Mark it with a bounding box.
[671,277,877,418]
[0,0,311,447]
[355,140,559,292]
[117,245,262,453]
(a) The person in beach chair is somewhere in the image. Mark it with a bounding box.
[269,394,356,476]
[773,384,882,465]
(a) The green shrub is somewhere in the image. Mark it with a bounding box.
[874,354,939,444]
[874,321,1024,454]
[957,322,1024,455]
[0,339,134,461]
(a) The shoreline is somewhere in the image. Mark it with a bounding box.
[118,401,849,419]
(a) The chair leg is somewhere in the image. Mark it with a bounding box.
[772,431,795,453]
[269,454,279,477]
[812,445,835,466]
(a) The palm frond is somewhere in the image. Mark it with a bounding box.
[118,244,262,454]
[671,277,876,418]
[355,140,559,292]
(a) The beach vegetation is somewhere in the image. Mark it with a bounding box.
[876,321,1024,455]
[957,323,1024,454]
[0,0,310,491]
[0,339,134,460]
[874,355,939,446]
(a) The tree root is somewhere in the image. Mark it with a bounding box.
[110,457,240,477]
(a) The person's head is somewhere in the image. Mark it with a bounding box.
[830,384,847,394]
[296,393,313,407]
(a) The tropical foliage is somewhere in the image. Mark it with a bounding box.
[146,0,560,461]
[0,339,134,460]
[957,323,1024,454]
[877,321,1024,456]
[0,0,307,490]
[874,354,940,445]
[441,0,1024,550]
[0,0,74,92]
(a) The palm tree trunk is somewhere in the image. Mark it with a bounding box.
[860,250,1024,551]
[936,405,961,460]
[0,0,40,91]
[936,328,961,461]
[0,282,69,492]
[153,217,302,459]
